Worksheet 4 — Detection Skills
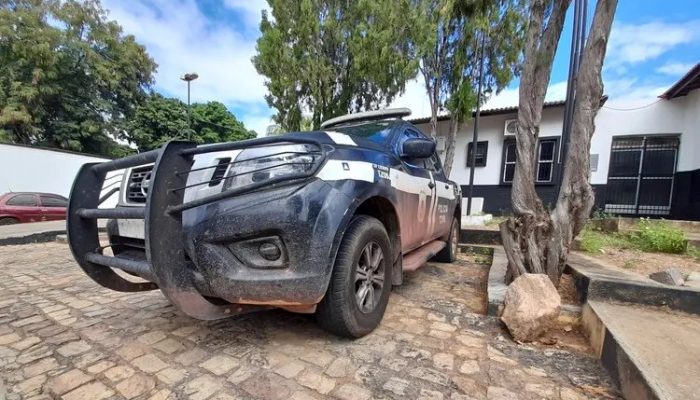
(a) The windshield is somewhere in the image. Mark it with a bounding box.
[331,121,393,144]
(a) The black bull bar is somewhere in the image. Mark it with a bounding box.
[67,138,326,320]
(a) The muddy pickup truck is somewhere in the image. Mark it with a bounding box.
[67,108,461,337]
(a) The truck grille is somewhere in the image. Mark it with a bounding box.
[126,165,153,204]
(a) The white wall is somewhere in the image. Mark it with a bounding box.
[0,144,109,197]
[414,106,565,185]
[414,93,700,186]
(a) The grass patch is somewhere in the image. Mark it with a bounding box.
[579,218,690,256]
[578,229,635,253]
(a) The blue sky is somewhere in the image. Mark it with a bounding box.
[101,0,700,135]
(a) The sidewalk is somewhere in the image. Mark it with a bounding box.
[0,220,106,246]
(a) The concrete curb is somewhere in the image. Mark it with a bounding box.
[568,253,700,315]
[582,301,660,400]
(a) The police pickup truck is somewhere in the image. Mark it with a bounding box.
[67,108,461,337]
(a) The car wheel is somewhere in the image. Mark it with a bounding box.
[435,217,459,263]
[316,215,392,338]
[0,217,18,226]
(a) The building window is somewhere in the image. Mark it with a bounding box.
[502,142,517,183]
[501,138,558,184]
[466,141,488,167]
[536,139,556,183]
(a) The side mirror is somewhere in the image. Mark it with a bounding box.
[402,138,436,159]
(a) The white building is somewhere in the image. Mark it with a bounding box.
[411,63,700,220]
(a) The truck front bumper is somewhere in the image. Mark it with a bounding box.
[67,138,337,320]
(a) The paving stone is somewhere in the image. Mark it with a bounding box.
[334,383,371,400]
[240,371,292,400]
[459,360,481,375]
[418,388,444,400]
[132,354,168,373]
[62,381,113,400]
[14,373,47,395]
[149,389,173,400]
[275,360,306,378]
[175,348,209,366]
[156,367,187,385]
[23,357,60,378]
[137,331,167,345]
[11,337,41,351]
[152,338,186,354]
[86,360,114,374]
[115,374,156,399]
[46,369,93,395]
[433,353,455,370]
[227,365,258,384]
[199,355,240,375]
[297,370,336,394]
[56,341,91,357]
[487,386,517,400]
[182,375,222,400]
[0,333,21,345]
[383,377,410,396]
[104,365,135,382]
[115,342,147,361]
[325,357,354,378]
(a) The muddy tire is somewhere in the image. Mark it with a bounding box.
[0,217,18,226]
[316,215,392,338]
[434,217,459,263]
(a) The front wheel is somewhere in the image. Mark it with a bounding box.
[316,215,392,338]
[434,217,459,262]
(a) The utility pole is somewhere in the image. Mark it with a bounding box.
[466,32,487,217]
[180,72,199,140]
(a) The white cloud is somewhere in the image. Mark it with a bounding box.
[656,61,695,76]
[606,20,700,71]
[222,0,270,29]
[102,0,267,113]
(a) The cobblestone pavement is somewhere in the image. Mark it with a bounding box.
[0,243,618,400]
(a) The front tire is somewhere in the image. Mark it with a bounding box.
[316,215,392,338]
[435,217,459,262]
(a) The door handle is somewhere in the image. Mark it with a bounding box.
[428,182,435,189]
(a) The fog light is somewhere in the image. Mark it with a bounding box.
[259,242,281,261]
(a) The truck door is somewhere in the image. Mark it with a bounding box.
[394,128,434,252]
[424,153,454,241]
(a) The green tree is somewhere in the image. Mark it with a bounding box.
[125,93,255,151]
[0,0,156,157]
[409,0,527,176]
[253,0,417,131]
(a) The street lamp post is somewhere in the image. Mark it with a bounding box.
[180,72,199,140]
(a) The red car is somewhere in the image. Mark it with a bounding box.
[0,192,68,225]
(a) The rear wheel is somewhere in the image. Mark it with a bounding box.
[0,217,18,226]
[316,215,392,338]
[435,217,459,262]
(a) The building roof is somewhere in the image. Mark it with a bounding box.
[407,100,566,124]
[659,63,700,99]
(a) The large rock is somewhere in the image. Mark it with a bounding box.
[649,268,685,286]
[501,274,561,342]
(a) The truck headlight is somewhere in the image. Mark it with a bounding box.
[222,144,320,190]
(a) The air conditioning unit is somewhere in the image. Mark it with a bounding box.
[504,119,518,136]
[435,136,446,152]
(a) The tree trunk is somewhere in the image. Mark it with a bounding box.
[545,0,617,279]
[500,0,617,284]
[442,118,460,177]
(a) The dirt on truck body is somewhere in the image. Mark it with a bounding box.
[67,108,462,337]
